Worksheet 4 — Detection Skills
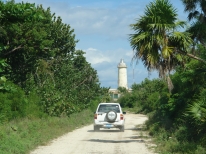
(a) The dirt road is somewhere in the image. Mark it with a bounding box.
[30,113,155,154]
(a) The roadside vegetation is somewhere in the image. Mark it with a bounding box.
[0,109,95,154]
[119,65,206,153]
[118,0,206,153]
[1,0,206,154]
[0,1,109,154]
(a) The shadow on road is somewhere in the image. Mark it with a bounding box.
[87,127,146,132]
[125,135,150,139]
[87,129,122,133]
[85,139,145,143]
[125,127,145,131]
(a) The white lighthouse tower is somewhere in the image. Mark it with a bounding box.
[117,59,128,89]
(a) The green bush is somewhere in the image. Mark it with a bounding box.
[0,82,27,121]
[89,99,100,112]
[118,93,137,108]
[0,82,45,123]
[0,109,93,154]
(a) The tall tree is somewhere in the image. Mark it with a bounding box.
[32,50,108,116]
[129,0,206,91]
[181,0,206,48]
[0,1,77,86]
[0,1,52,85]
[0,0,109,117]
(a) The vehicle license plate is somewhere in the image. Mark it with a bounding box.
[105,124,112,128]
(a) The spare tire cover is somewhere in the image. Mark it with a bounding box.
[106,111,117,122]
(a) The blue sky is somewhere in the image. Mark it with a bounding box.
[16,0,188,89]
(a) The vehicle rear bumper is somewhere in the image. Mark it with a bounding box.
[94,121,124,128]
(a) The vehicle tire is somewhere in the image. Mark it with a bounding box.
[94,125,99,132]
[120,126,124,132]
[106,110,117,122]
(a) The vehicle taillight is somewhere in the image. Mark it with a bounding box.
[94,114,97,119]
[120,114,124,120]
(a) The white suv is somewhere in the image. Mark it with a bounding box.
[94,103,126,132]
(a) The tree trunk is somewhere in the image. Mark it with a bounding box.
[178,50,206,64]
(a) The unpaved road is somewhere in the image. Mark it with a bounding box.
[30,113,155,154]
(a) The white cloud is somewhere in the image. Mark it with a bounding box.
[84,47,133,65]
[84,48,110,64]
[17,0,141,39]
[65,7,136,39]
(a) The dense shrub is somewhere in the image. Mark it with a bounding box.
[0,82,44,123]
[118,59,206,153]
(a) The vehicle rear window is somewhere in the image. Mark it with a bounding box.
[98,104,120,113]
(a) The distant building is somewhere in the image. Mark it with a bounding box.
[109,59,131,100]
[109,88,120,100]
[118,59,128,89]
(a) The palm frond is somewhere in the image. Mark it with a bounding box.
[162,46,174,58]
[170,31,193,51]
[181,0,197,13]
[174,21,187,29]
[186,100,206,124]
[187,21,206,44]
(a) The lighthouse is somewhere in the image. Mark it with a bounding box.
[117,59,128,89]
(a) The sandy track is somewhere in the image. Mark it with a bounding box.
[30,113,155,154]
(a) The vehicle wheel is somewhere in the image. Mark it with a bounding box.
[106,110,117,122]
[120,126,124,132]
[94,125,99,132]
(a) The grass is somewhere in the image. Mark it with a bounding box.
[125,108,206,154]
[147,126,206,154]
[154,135,206,154]
[0,109,94,154]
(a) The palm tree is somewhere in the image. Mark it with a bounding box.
[181,0,206,47]
[129,0,206,91]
